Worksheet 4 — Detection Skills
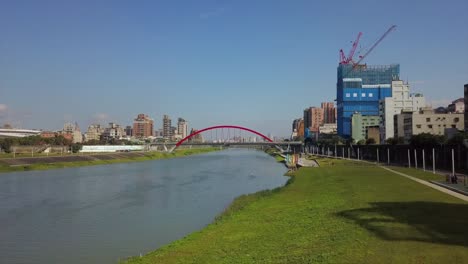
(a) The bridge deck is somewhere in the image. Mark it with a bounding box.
[150,142,302,146]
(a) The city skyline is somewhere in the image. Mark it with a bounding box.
[1,1,467,136]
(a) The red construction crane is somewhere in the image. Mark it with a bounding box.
[339,32,362,65]
[353,25,397,67]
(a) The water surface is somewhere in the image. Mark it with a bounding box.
[0,148,288,264]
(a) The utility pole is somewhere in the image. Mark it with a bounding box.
[408,149,411,168]
[387,148,390,165]
[414,149,418,169]
[422,149,425,171]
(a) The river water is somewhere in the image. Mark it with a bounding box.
[0,149,288,264]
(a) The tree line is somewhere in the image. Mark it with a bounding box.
[297,131,468,148]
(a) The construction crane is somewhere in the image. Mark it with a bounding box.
[339,32,362,65]
[353,25,397,67]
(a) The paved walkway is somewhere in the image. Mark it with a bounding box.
[380,166,468,202]
[298,158,319,167]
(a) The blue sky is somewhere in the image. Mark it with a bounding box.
[1,0,467,137]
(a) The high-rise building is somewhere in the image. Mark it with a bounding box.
[72,122,82,143]
[63,122,75,134]
[291,118,303,139]
[303,107,324,133]
[125,126,133,137]
[297,119,304,138]
[379,80,426,142]
[465,84,468,132]
[85,124,104,141]
[163,115,171,138]
[102,122,125,140]
[292,118,301,132]
[321,102,336,124]
[157,129,164,137]
[132,114,154,138]
[303,109,310,133]
[336,64,399,138]
[177,118,188,138]
[62,122,82,143]
[170,126,177,140]
[188,128,204,143]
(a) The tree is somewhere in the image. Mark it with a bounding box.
[397,137,405,144]
[386,137,397,145]
[0,138,14,153]
[366,138,376,145]
[345,137,355,146]
[410,133,446,148]
[356,139,366,145]
[387,136,405,145]
[330,135,344,145]
[71,144,82,153]
[52,135,71,146]
[446,131,466,145]
[293,136,304,142]
[84,139,101,145]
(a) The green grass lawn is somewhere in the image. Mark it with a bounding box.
[124,158,468,264]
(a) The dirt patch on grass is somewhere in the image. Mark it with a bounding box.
[0,152,149,166]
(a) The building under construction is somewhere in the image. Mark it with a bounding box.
[335,25,399,138]
[336,63,400,138]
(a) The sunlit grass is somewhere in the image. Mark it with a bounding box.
[124,157,468,264]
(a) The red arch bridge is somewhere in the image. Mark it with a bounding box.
[148,125,302,152]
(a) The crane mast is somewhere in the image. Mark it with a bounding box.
[354,25,397,67]
[338,25,397,68]
[339,32,362,65]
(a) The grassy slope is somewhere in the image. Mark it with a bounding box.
[0,148,219,173]
[125,158,468,264]
[264,148,284,162]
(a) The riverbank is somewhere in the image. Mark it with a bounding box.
[124,155,468,263]
[0,147,220,173]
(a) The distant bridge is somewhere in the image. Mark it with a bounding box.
[151,142,303,147]
[151,125,302,152]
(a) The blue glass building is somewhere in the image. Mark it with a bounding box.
[336,64,400,138]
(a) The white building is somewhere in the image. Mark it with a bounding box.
[394,108,464,142]
[85,124,104,142]
[177,118,188,139]
[101,123,125,140]
[63,122,75,134]
[319,123,337,134]
[290,129,298,140]
[447,98,464,113]
[379,80,426,142]
[63,122,82,143]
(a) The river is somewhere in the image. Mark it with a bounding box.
[0,148,288,264]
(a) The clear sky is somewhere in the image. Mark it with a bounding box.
[1,0,467,137]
